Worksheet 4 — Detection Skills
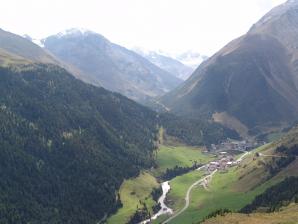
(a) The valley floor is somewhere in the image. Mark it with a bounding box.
[107,142,298,224]
[162,144,298,224]
[107,144,213,224]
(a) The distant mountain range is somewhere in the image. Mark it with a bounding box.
[40,29,182,102]
[21,29,208,100]
[161,0,298,137]
[133,49,193,80]
[133,48,207,80]
[174,50,208,69]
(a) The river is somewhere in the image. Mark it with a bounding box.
[140,181,173,224]
[140,151,251,224]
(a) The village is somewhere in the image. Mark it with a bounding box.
[203,139,265,173]
[210,138,261,152]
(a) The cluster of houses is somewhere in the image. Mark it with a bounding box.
[204,153,238,172]
[201,139,266,173]
[210,139,260,152]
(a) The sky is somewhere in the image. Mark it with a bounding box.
[1,0,287,56]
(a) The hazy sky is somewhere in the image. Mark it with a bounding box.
[1,0,286,55]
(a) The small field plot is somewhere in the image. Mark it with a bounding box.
[107,172,159,224]
[155,145,214,176]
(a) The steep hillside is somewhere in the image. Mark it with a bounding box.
[159,113,240,146]
[203,204,298,224]
[43,29,182,102]
[241,176,298,213]
[161,0,298,135]
[0,63,159,223]
[203,175,298,224]
[0,28,57,64]
[133,49,194,80]
[199,125,298,224]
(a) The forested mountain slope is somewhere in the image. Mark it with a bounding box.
[0,63,237,223]
[0,64,159,223]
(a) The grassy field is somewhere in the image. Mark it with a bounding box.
[108,144,214,223]
[166,144,298,224]
[110,127,298,224]
[107,172,159,224]
[167,167,268,224]
[167,170,205,211]
[154,145,214,176]
[203,203,298,224]
[0,49,31,66]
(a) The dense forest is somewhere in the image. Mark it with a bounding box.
[0,63,240,223]
[263,156,296,179]
[161,163,201,180]
[241,177,298,213]
[0,64,159,223]
[202,209,232,222]
[276,144,298,156]
[159,113,240,146]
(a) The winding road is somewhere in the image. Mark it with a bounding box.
[161,150,251,224]
[162,170,218,224]
[236,151,250,162]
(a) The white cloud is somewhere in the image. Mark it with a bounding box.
[0,0,287,55]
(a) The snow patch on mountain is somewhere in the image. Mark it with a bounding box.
[23,34,44,47]
[132,47,204,80]
[174,51,208,69]
[56,28,94,38]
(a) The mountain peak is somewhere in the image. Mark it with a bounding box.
[249,0,298,35]
[161,0,298,134]
[56,28,95,38]
[43,29,182,101]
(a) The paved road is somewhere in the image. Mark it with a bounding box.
[162,151,251,224]
[162,170,218,224]
[236,151,250,162]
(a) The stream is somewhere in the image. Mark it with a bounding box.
[140,151,251,224]
[140,181,173,224]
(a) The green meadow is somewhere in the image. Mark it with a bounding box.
[167,145,298,224]
[107,172,159,224]
[154,145,214,176]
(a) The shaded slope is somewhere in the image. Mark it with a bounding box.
[161,0,298,133]
[43,29,182,101]
[0,64,158,223]
[203,204,298,224]
[0,28,57,64]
